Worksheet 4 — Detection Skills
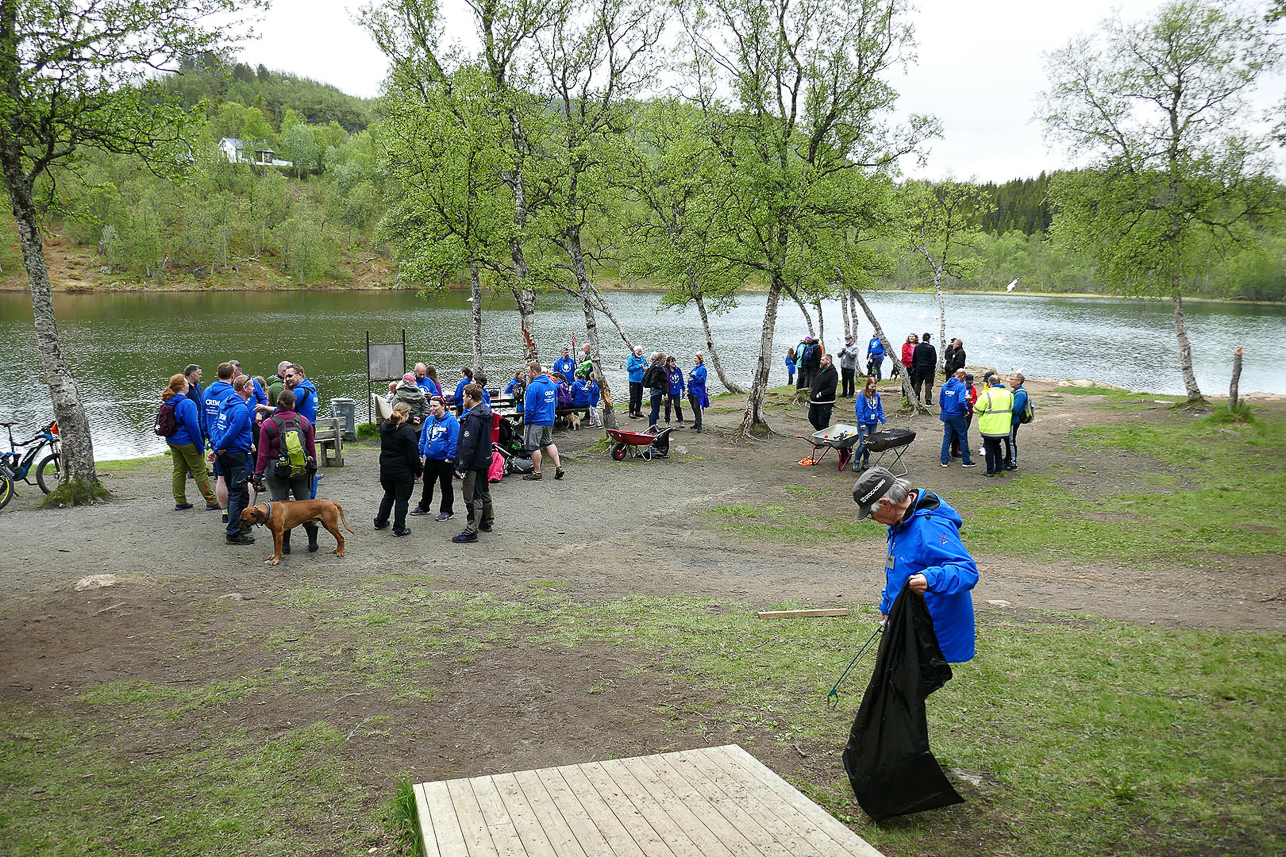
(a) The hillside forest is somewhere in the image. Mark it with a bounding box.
[1,58,1283,302]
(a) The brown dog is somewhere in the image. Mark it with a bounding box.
[240,499,355,566]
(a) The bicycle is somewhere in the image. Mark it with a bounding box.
[0,420,62,504]
[0,461,13,511]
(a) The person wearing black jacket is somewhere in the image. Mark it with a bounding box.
[808,354,839,431]
[642,353,668,429]
[374,401,423,537]
[452,384,494,543]
[911,333,938,407]
[942,338,966,377]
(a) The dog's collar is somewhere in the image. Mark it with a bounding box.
[254,501,271,527]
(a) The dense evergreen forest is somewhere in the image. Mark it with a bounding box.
[2,60,1283,301]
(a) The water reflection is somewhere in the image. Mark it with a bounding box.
[1,289,1282,460]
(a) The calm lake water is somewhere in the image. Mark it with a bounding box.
[2,289,1283,460]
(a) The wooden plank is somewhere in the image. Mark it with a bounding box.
[555,764,654,857]
[681,749,834,857]
[581,761,694,857]
[422,780,471,857]
[756,609,850,619]
[468,776,528,856]
[598,758,733,857]
[709,746,884,857]
[492,772,559,857]
[535,766,616,856]
[634,753,763,857]
[447,777,500,857]
[513,768,590,857]
[415,783,444,857]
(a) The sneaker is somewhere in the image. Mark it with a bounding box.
[435,512,453,522]
[523,472,543,481]
[962,462,977,468]
[393,528,412,537]
[174,503,194,511]
[984,472,995,478]
[1006,463,1018,471]
[480,524,493,533]
[221,511,229,524]
[205,504,221,511]
[409,506,429,516]
[374,519,389,530]
[554,467,565,480]
[940,462,949,468]
[225,533,255,545]
[452,532,479,543]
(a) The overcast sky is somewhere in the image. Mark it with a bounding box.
[236,0,1285,184]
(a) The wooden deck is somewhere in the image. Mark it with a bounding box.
[414,744,884,857]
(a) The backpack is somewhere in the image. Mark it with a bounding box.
[1018,394,1035,425]
[488,447,506,483]
[272,415,310,478]
[154,400,179,437]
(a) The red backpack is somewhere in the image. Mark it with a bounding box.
[154,400,179,437]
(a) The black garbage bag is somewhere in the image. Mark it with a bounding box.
[842,583,964,821]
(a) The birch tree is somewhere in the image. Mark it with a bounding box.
[0,0,264,501]
[1040,0,1283,402]
[678,0,935,434]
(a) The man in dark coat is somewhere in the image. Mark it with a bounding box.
[452,383,494,543]
[808,354,839,431]
[911,332,938,407]
[942,338,966,377]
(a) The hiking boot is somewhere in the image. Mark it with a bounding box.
[393,528,412,537]
[374,519,389,530]
[305,524,319,552]
[205,503,221,511]
[452,532,479,543]
[436,512,453,522]
[226,533,255,545]
[174,503,193,511]
[409,506,429,516]
[221,511,229,524]
[523,472,543,481]
[554,468,565,480]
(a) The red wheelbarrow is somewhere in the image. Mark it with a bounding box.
[606,425,672,461]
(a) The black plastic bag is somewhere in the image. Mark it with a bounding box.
[842,584,964,821]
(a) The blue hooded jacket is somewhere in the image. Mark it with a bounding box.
[856,391,885,426]
[552,356,576,382]
[627,353,646,382]
[523,374,558,425]
[569,379,593,408]
[939,376,970,419]
[666,365,685,396]
[879,490,978,662]
[418,411,460,461]
[453,377,470,409]
[203,380,236,439]
[167,394,204,448]
[867,336,885,359]
[688,363,709,408]
[289,379,319,425]
[1011,386,1029,425]
[211,394,254,454]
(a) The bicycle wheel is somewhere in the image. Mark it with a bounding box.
[0,469,13,511]
[35,453,61,494]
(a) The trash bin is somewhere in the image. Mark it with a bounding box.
[331,398,356,441]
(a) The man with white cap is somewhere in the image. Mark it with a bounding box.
[853,467,979,663]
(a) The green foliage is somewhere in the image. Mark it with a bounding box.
[387,779,423,856]
[39,477,110,507]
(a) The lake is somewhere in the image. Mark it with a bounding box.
[2,289,1283,460]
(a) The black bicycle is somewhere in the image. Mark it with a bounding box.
[0,420,62,509]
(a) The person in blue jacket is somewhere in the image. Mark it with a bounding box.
[853,467,979,663]
[854,375,886,471]
[182,364,206,441]
[938,369,976,468]
[626,346,647,419]
[202,362,239,517]
[866,335,885,380]
[231,359,269,412]
[1006,373,1028,471]
[784,347,796,386]
[503,370,526,405]
[284,363,319,426]
[163,373,218,511]
[452,367,474,414]
[521,362,564,481]
[664,355,686,428]
[586,373,602,427]
[569,376,592,408]
[411,396,460,521]
[552,349,576,385]
[414,363,440,398]
[210,374,258,545]
[687,353,710,433]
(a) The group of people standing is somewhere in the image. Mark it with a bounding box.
[627,348,711,433]
[159,359,321,549]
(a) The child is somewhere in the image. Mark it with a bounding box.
[785,347,796,386]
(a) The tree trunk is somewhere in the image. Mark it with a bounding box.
[1229,347,1242,410]
[783,283,814,336]
[3,171,97,491]
[738,279,783,435]
[566,228,618,430]
[586,282,636,352]
[468,260,484,372]
[815,299,825,354]
[840,288,852,339]
[1172,292,1203,402]
[934,265,947,373]
[850,286,916,407]
[695,293,743,394]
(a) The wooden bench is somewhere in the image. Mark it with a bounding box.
[313,416,344,467]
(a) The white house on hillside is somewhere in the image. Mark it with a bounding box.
[218,137,293,168]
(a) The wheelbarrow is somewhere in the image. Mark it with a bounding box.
[607,425,671,461]
[864,427,916,476]
[795,424,862,471]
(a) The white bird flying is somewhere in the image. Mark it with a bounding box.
[993,335,1004,345]
[1006,278,1019,293]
